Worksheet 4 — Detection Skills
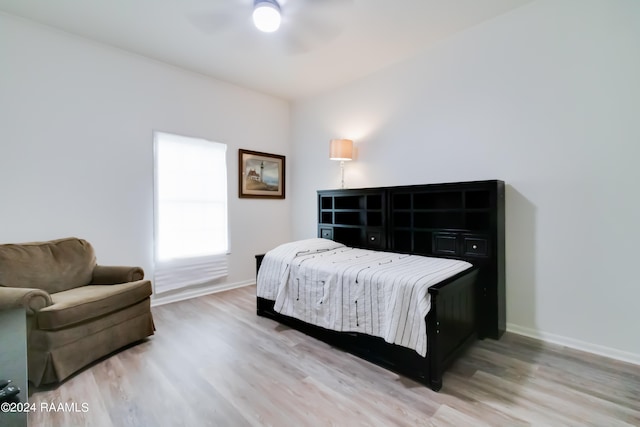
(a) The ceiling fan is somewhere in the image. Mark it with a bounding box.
[187,0,355,54]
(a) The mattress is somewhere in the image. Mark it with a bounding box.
[257,238,473,356]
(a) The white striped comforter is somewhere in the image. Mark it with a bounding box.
[257,239,472,356]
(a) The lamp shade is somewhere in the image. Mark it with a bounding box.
[329,139,354,161]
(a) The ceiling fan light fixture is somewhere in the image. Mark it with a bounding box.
[253,0,281,33]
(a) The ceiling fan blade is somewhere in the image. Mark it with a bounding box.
[278,0,355,54]
[187,12,235,34]
[187,1,252,35]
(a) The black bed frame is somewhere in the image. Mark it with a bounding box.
[256,180,505,391]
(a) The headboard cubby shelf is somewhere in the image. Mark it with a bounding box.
[318,180,505,340]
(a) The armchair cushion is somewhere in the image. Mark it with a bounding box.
[37,279,152,330]
[29,298,152,351]
[0,237,96,293]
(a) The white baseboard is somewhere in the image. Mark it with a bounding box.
[507,323,640,366]
[151,280,254,307]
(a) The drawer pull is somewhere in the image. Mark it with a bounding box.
[472,245,477,249]
[370,236,376,241]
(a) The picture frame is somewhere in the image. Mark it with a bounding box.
[238,149,286,199]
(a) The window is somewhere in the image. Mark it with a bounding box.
[153,132,228,294]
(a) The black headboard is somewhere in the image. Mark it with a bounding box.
[317,180,505,340]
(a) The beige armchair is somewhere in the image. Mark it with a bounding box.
[0,237,155,386]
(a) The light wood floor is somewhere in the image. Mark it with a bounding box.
[28,285,640,426]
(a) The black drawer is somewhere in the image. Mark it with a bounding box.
[366,231,383,248]
[433,233,458,255]
[463,236,489,257]
[433,233,490,258]
[320,228,333,240]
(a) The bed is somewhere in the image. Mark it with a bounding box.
[255,180,505,391]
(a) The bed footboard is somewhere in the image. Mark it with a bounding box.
[427,268,478,390]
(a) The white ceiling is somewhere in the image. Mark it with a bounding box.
[0,0,534,100]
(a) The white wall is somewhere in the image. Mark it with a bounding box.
[0,12,291,297]
[290,0,640,362]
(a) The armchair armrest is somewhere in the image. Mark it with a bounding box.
[90,265,145,285]
[0,287,53,315]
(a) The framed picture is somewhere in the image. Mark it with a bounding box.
[238,149,286,199]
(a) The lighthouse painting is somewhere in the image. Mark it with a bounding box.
[239,149,286,199]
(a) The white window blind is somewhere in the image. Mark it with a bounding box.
[153,132,228,294]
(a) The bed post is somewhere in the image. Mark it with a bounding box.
[255,254,265,315]
[427,291,443,391]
